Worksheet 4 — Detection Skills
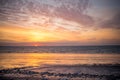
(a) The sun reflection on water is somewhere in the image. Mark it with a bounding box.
[0,53,120,69]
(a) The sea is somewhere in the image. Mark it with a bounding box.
[0,46,120,70]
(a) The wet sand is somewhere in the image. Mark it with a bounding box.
[0,64,120,80]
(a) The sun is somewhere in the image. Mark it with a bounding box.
[34,44,38,47]
[33,43,39,47]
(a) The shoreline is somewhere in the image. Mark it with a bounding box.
[0,64,120,80]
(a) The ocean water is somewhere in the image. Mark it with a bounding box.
[0,46,120,53]
[0,46,120,70]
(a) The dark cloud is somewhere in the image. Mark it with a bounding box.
[105,0,120,8]
[100,12,120,29]
[92,0,120,8]
[91,0,120,29]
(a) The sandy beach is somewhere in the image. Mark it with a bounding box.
[0,64,120,80]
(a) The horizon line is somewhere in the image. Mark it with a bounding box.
[0,45,120,47]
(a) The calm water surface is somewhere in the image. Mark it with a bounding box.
[0,53,120,70]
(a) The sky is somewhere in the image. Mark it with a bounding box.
[0,0,120,46]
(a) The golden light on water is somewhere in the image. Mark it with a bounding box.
[0,53,120,69]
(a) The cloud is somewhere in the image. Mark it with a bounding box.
[100,12,120,29]
[86,0,120,29]
[0,0,94,28]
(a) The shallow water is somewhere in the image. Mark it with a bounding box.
[0,53,120,70]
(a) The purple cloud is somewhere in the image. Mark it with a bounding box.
[0,0,94,27]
